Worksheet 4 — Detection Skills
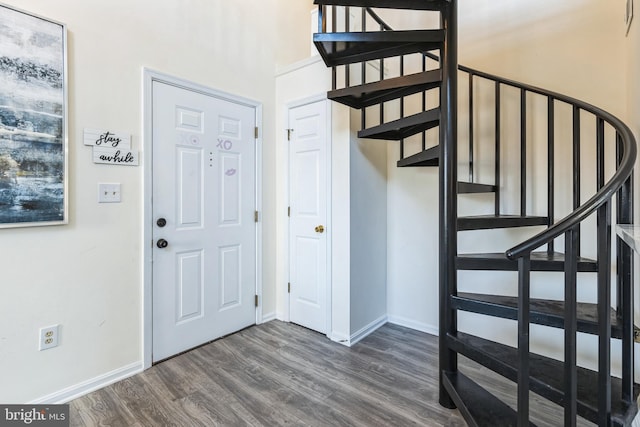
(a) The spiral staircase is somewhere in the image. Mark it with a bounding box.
[314,1,639,426]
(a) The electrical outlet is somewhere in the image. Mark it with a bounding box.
[98,183,121,203]
[39,325,59,351]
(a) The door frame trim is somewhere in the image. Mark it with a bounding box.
[142,68,263,369]
[285,94,332,336]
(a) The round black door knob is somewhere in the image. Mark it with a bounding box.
[156,239,169,249]
[157,218,167,227]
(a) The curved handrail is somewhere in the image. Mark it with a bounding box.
[507,118,636,259]
[364,6,637,260]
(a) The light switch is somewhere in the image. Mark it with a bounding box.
[98,183,121,203]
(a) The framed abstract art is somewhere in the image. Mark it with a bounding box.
[0,4,67,228]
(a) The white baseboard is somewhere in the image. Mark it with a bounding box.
[350,315,388,346]
[29,362,143,404]
[261,311,277,323]
[387,315,438,337]
[328,331,351,347]
[275,311,289,322]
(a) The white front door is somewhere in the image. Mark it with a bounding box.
[152,81,256,362]
[289,100,328,333]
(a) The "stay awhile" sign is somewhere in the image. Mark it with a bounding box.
[84,128,139,166]
[93,147,139,166]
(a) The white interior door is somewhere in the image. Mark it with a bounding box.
[152,81,256,362]
[289,100,328,333]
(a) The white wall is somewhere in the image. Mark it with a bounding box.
[276,0,315,67]
[0,0,293,403]
[459,0,627,117]
[349,110,388,336]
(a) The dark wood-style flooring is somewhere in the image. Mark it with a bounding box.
[70,321,591,426]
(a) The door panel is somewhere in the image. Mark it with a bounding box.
[177,148,203,226]
[295,236,321,305]
[152,81,256,362]
[176,250,204,323]
[289,100,328,333]
[220,244,241,308]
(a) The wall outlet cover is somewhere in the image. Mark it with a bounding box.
[98,183,121,203]
[39,325,59,351]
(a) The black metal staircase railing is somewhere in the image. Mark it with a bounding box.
[313,1,638,425]
[450,63,637,426]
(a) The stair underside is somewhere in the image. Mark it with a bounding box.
[448,332,640,426]
[358,108,439,140]
[314,30,444,66]
[442,371,537,427]
[396,148,500,199]
[457,252,597,272]
[397,145,439,167]
[457,182,497,194]
[314,0,448,11]
[452,292,638,340]
[458,215,549,231]
[328,70,441,109]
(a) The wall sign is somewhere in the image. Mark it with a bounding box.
[93,147,139,166]
[85,128,139,166]
[84,128,131,149]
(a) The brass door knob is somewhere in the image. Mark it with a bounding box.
[315,225,325,233]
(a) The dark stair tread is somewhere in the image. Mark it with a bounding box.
[442,371,537,427]
[314,30,444,67]
[397,145,439,167]
[452,292,639,340]
[448,332,640,426]
[458,215,549,231]
[358,109,439,140]
[457,182,497,194]
[456,251,597,272]
[328,70,441,109]
[314,0,448,11]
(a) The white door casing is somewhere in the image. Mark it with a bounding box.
[288,99,329,334]
[151,80,257,362]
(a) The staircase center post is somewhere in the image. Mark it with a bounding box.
[439,0,459,409]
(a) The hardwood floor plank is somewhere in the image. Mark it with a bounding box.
[69,321,580,426]
[70,388,141,427]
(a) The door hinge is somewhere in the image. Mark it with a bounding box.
[287,128,293,141]
[287,206,290,217]
[255,294,259,307]
[288,282,291,293]
[254,211,259,223]
[255,127,259,139]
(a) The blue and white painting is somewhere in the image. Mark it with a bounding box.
[0,5,66,227]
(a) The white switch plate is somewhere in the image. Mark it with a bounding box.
[98,183,121,203]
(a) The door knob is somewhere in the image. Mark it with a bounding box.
[315,225,325,233]
[156,218,167,227]
[156,239,169,248]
